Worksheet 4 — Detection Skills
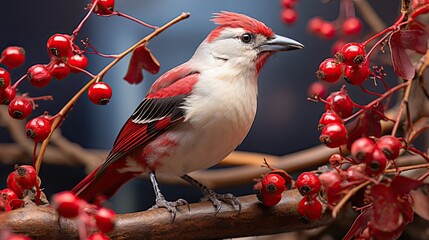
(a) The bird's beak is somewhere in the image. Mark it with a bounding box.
[259,34,304,52]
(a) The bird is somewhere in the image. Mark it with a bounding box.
[72,11,303,215]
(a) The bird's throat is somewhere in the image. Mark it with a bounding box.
[256,52,273,74]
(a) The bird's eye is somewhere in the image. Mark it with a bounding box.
[240,33,254,43]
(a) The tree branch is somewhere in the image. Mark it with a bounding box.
[0,189,333,240]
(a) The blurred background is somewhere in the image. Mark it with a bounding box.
[0,0,400,214]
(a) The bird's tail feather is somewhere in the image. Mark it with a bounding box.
[71,163,135,202]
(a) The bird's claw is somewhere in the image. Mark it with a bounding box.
[150,197,189,221]
[201,192,241,215]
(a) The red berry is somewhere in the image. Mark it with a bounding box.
[342,17,362,36]
[87,232,110,240]
[27,64,52,88]
[328,153,343,168]
[319,22,335,39]
[68,54,88,73]
[1,188,19,205]
[47,34,72,58]
[281,0,298,8]
[25,116,52,142]
[13,165,38,190]
[346,163,366,182]
[92,0,115,15]
[319,171,345,205]
[336,42,366,66]
[296,172,321,196]
[95,208,116,233]
[365,146,387,177]
[88,82,112,105]
[318,111,342,130]
[351,137,375,163]
[343,59,371,85]
[319,122,347,148]
[1,86,16,105]
[324,89,354,118]
[316,58,343,83]
[8,96,34,119]
[1,188,24,211]
[52,191,81,218]
[307,81,327,99]
[261,173,286,195]
[7,172,23,198]
[48,60,71,80]
[281,8,298,24]
[257,190,282,207]
[297,196,323,221]
[376,135,402,160]
[0,67,11,90]
[1,46,25,69]
[307,17,324,34]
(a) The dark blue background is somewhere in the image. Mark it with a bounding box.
[0,0,399,213]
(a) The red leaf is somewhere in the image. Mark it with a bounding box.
[371,184,403,232]
[124,44,160,84]
[391,175,423,195]
[396,30,428,54]
[390,31,416,80]
[342,209,372,240]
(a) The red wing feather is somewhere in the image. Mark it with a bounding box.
[98,73,199,173]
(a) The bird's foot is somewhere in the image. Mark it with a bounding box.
[201,190,241,215]
[149,196,189,220]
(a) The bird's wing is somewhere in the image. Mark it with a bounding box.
[98,68,198,174]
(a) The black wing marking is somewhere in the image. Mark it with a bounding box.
[131,95,187,124]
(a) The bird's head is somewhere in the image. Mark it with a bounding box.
[197,11,304,73]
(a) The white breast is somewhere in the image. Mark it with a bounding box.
[152,66,259,177]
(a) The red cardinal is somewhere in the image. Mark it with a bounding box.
[72,11,303,215]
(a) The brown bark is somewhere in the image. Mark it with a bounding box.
[0,189,333,240]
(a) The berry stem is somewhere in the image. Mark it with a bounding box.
[343,82,408,122]
[30,95,54,101]
[65,62,96,78]
[385,162,429,174]
[71,0,98,43]
[359,85,382,97]
[81,40,118,59]
[391,80,413,136]
[34,12,191,174]
[407,146,429,163]
[361,12,406,48]
[112,11,158,29]
[417,170,429,182]
[331,180,371,219]
[365,31,390,59]
[11,75,27,89]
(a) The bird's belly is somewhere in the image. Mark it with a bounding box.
[152,120,250,177]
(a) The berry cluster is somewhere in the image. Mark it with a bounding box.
[307,1,429,239]
[316,42,369,86]
[254,160,293,207]
[1,1,161,237]
[0,0,159,172]
[52,191,116,240]
[296,172,323,221]
[280,0,299,25]
[318,147,419,239]
[1,165,42,212]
